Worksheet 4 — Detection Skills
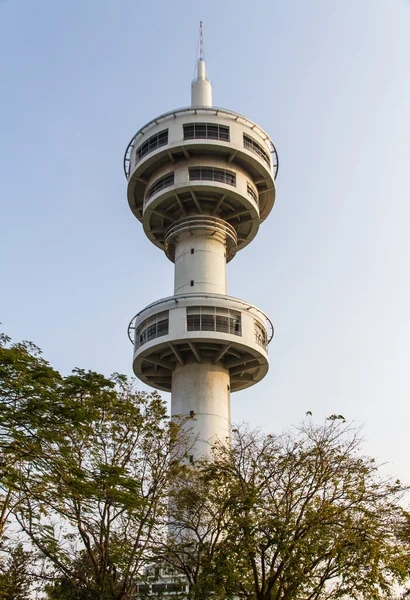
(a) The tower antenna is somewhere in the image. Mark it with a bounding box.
[199,21,203,60]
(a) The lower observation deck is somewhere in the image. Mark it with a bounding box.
[128,293,273,393]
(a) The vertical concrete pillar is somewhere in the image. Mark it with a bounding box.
[171,361,231,458]
[174,232,227,295]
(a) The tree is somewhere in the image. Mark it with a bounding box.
[0,332,61,540]
[0,543,32,600]
[157,462,235,600]
[13,367,186,600]
[43,551,101,600]
[3,330,410,599]
[165,420,410,600]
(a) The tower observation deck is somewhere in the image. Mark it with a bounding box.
[124,37,278,457]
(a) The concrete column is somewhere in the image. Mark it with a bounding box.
[174,232,227,296]
[171,361,231,458]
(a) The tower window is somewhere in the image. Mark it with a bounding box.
[189,455,194,464]
[135,129,168,163]
[183,122,230,141]
[135,311,169,349]
[189,166,236,187]
[190,280,194,287]
[243,134,271,167]
[190,410,195,418]
[191,248,194,254]
[187,306,242,336]
[145,172,175,200]
[247,182,258,205]
[254,319,268,350]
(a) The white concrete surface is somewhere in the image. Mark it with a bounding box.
[172,361,230,458]
[174,231,227,295]
[191,59,212,107]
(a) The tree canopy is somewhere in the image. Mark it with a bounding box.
[1,331,410,600]
[0,332,186,599]
[163,422,410,600]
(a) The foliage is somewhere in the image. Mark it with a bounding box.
[158,461,235,600]
[164,420,410,600]
[43,551,103,600]
[14,368,186,599]
[2,331,410,599]
[0,331,187,599]
[0,543,32,600]
[0,332,61,539]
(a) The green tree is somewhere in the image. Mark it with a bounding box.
[14,368,186,599]
[0,544,32,600]
[0,332,61,539]
[158,462,235,600]
[44,551,101,600]
[165,420,410,600]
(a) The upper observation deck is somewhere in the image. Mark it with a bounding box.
[124,106,278,254]
[124,44,279,258]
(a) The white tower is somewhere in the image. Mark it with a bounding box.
[125,29,278,457]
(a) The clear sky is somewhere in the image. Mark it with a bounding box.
[1,0,409,479]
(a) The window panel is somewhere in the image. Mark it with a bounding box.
[216,315,229,333]
[187,315,200,331]
[183,123,230,142]
[145,173,174,200]
[135,311,170,349]
[254,320,267,349]
[189,167,236,187]
[186,306,242,336]
[184,125,195,139]
[157,320,169,336]
[136,129,168,162]
[247,182,258,204]
[201,315,215,331]
[207,125,219,139]
[243,134,271,166]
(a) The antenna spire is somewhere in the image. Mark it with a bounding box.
[191,21,212,107]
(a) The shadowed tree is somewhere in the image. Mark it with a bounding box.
[3,331,409,599]
[0,332,61,540]
[0,543,32,600]
[163,419,410,600]
[156,461,235,600]
[14,368,187,599]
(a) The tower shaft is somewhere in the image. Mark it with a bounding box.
[174,229,227,295]
[172,361,230,458]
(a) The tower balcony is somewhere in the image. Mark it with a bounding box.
[139,159,261,255]
[128,293,273,393]
[124,106,278,228]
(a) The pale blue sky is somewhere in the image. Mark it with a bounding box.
[1,0,410,479]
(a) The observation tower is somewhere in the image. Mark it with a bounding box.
[124,28,278,457]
